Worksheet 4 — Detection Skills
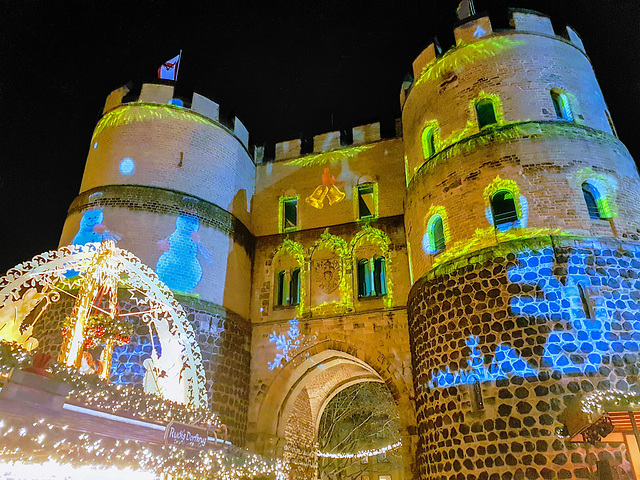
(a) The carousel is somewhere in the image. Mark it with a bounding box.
[0,241,286,479]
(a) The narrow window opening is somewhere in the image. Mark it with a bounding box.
[428,215,446,253]
[582,182,602,220]
[476,99,497,129]
[275,270,287,306]
[605,110,618,138]
[374,257,387,296]
[421,127,436,159]
[578,283,594,319]
[282,198,297,231]
[357,259,371,298]
[471,378,484,411]
[491,190,519,226]
[290,268,301,306]
[551,90,573,121]
[358,184,375,219]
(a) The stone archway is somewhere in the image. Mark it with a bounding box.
[248,340,416,480]
[0,242,207,407]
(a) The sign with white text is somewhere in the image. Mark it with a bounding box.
[164,421,208,449]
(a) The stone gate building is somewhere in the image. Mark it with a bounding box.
[49,7,640,480]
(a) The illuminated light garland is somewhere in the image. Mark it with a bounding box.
[581,389,640,415]
[0,416,288,480]
[0,460,155,480]
[316,440,401,459]
[350,225,395,308]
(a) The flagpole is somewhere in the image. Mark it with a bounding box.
[175,50,182,83]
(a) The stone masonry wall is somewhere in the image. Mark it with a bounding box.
[408,236,640,479]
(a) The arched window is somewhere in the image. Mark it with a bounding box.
[427,215,446,253]
[476,99,497,129]
[550,90,573,121]
[421,127,436,159]
[357,257,387,298]
[290,268,301,306]
[491,190,519,226]
[275,270,287,306]
[582,181,602,219]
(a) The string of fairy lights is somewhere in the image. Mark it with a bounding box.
[581,389,640,415]
[316,440,402,459]
[0,342,288,480]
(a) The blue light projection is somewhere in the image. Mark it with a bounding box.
[119,157,135,175]
[268,319,301,370]
[428,243,640,389]
[72,210,121,245]
[156,213,211,293]
[485,196,529,232]
[429,335,536,388]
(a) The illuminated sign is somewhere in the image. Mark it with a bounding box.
[164,420,208,449]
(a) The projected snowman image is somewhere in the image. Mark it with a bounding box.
[73,209,121,245]
[156,212,212,293]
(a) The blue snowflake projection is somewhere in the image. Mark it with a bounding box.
[429,335,536,388]
[428,242,640,389]
[268,319,301,370]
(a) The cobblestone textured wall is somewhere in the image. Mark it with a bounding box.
[284,389,317,480]
[32,292,251,446]
[408,236,639,479]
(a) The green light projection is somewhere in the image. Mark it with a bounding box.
[278,196,299,233]
[483,176,523,218]
[283,145,374,167]
[423,206,450,254]
[415,37,524,85]
[92,103,213,141]
[576,167,618,218]
[409,121,618,187]
[352,183,379,222]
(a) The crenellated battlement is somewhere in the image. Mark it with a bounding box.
[400,8,586,108]
[102,83,250,151]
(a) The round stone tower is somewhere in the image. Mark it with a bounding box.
[403,9,640,479]
[58,83,254,445]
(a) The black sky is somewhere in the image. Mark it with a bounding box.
[1,0,639,273]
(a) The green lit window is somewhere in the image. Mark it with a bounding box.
[427,215,446,253]
[357,257,387,298]
[551,90,573,121]
[421,127,436,159]
[275,268,300,307]
[491,190,519,226]
[358,184,376,219]
[476,99,497,129]
[582,182,602,219]
[282,198,297,231]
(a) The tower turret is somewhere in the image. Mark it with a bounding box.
[404,9,640,479]
[58,83,255,445]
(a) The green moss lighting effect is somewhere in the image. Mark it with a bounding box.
[576,167,618,218]
[283,145,374,167]
[415,37,524,85]
[425,205,450,244]
[274,239,307,314]
[421,120,441,159]
[92,103,213,141]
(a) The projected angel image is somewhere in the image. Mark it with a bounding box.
[156,213,212,293]
[306,168,346,209]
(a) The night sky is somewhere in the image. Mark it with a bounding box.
[1,0,639,273]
